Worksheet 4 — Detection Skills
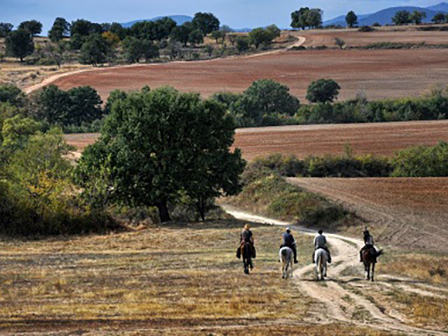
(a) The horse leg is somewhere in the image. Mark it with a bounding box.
[371,263,375,282]
[365,263,370,280]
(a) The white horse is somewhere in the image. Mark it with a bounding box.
[314,248,328,281]
[279,246,294,279]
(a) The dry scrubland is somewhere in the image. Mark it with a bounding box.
[65,120,448,160]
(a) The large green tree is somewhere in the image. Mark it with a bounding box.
[5,30,34,62]
[192,12,220,35]
[306,79,341,103]
[75,87,245,222]
[48,17,70,42]
[346,11,358,28]
[18,20,42,36]
[234,79,300,124]
[0,23,13,38]
[290,8,322,30]
[432,13,446,24]
[78,34,110,66]
[410,10,427,25]
[392,10,411,25]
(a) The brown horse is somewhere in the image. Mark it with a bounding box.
[241,242,254,274]
[362,247,383,281]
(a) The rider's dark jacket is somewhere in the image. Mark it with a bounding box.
[241,230,253,243]
[282,232,295,246]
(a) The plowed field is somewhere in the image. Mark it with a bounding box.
[65,120,448,160]
[288,177,448,252]
[47,48,448,102]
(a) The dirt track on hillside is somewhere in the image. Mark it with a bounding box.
[288,177,448,253]
[226,207,448,335]
[45,47,448,102]
[65,120,448,160]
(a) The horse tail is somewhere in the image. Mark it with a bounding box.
[376,249,383,257]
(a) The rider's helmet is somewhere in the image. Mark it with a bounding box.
[318,229,323,234]
[286,227,291,233]
[244,224,251,230]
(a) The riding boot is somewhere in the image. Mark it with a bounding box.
[312,252,315,264]
[293,246,298,264]
[359,250,363,262]
[236,246,241,259]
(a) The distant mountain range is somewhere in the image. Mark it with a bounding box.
[324,2,448,27]
[121,15,193,28]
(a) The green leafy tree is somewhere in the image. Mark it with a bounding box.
[48,17,70,42]
[249,28,274,49]
[291,7,310,30]
[410,10,427,25]
[109,22,127,40]
[18,20,42,36]
[0,23,14,37]
[33,85,70,124]
[78,34,110,66]
[170,23,194,46]
[122,37,159,63]
[234,79,300,124]
[188,29,204,47]
[392,10,411,25]
[1,115,41,152]
[5,30,34,62]
[307,9,323,28]
[432,13,446,24]
[74,87,245,222]
[236,36,250,53]
[211,30,226,44]
[66,86,103,125]
[306,79,341,103]
[192,12,220,35]
[266,24,281,39]
[0,85,26,107]
[346,11,358,28]
[392,142,448,177]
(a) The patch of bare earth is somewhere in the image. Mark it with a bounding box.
[64,120,448,160]
[45,48,448,102]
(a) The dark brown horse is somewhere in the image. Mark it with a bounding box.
[362,247,383,281]
[241,242,254,274]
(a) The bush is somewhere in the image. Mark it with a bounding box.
[358,26,376,32]
[391,142,448,177]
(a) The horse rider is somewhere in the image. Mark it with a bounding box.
[360,227,376,262]
[236,224,256,259]
[280,227,298,264]
[313,229,332,263]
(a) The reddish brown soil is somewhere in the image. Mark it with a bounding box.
[289,177,448,252]
[232,120,448,160]
[50,48,448,102]
[65,120,448,160]
[296,29,448,47]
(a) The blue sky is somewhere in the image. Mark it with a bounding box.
[0,0,444,33]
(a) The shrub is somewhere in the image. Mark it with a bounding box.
[358,26,376,32]
[391,142,448,177]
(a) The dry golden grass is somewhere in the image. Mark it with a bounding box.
[0,219,323,334]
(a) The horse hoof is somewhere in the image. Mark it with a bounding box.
[244,269,249,275]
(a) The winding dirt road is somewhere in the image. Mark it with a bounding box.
[224,206,448,335]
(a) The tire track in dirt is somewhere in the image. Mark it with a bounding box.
[223,206,448,335]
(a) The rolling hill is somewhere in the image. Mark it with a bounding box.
[121,15,193,28]
[324,2,448,26]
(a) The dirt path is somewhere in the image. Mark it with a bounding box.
[23,36,306,95]
[223,206,448,335]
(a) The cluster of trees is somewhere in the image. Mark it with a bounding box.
[431,12,448,24]
[212,78,340,127]
[249,141,448,180]
[0,88,119,234]
[0,84,247,232]
[291,7,323,30]
[0,84,104,131]
[1,12,230,65]
[392,10,427,25]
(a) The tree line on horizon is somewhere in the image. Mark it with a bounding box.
[0,13,283,66]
